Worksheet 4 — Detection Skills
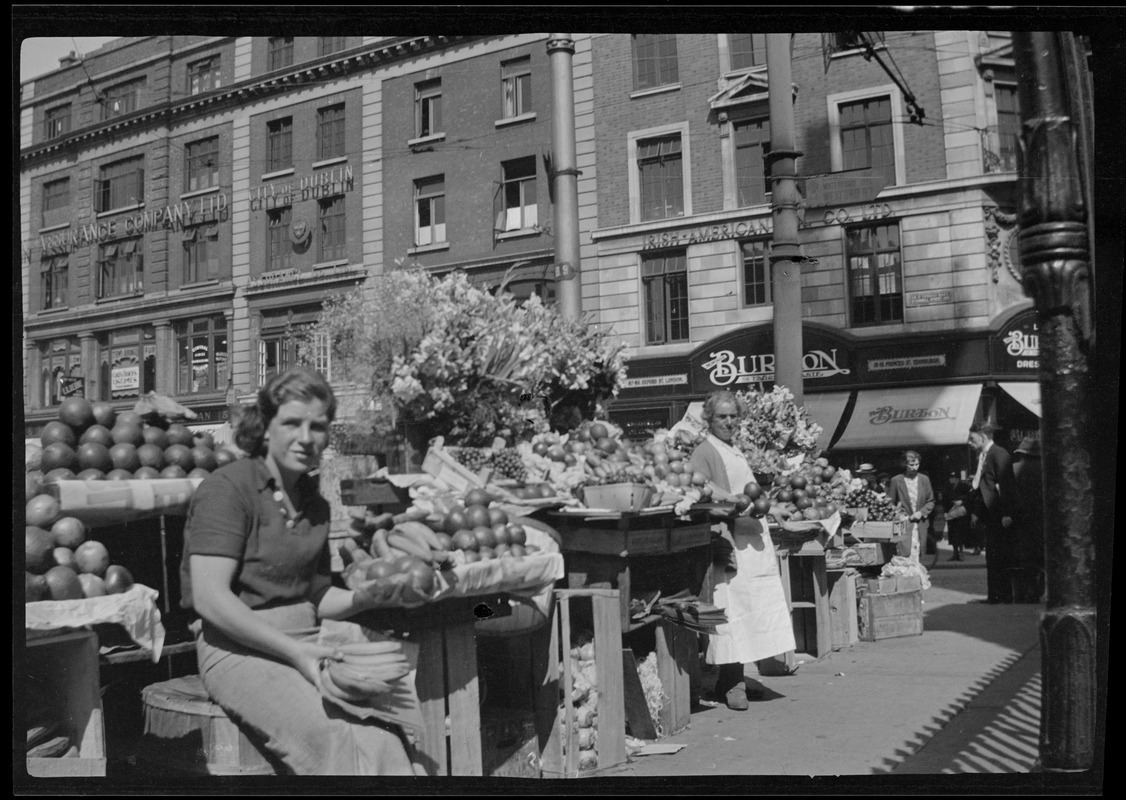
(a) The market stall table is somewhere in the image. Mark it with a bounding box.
[548,506,713,736]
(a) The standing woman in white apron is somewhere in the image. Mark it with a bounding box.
[687,391,797,710]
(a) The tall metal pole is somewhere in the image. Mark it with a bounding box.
[766,33,807,403]
[1012,31,1097,772]
[547,34,582,320]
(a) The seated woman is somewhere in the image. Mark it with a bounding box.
[180,366,415,775]
[687,390,797,710]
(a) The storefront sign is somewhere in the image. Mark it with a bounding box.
[991,310,1040,373]
[702,348,851,386]
[248,165,355,211]
[111,365,140,392]
[906,289,953,307]
[621,374,688,389]
[59,377,85,398]
[868,354,947,372]
[821,203,893,226]
[868,404,955,425]
[641,218,772,250]
[802,174,887,209]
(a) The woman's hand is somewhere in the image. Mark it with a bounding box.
[291,641,342,686]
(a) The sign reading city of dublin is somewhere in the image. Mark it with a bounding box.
[248,165,355,211]
[688,324,858,393]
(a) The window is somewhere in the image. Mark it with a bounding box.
[638,134,684,221]
[177,316,228,394]
[182,223,219,284]
[741,240,771,306]
[267,117,293,172]
[44,104,71,140]
[267,206,292,271]
[318,195,346,262]
[729,34,766,71]
[305,329,332,380]
[100,327,156,401]
[96,238,144,299]
[101,79,142,120]
[995,84,1020,172]
[831,31,883,53]
[846,222,903,326]
[41,178,70,229]
[642,250,689,344]
[259,335,298,386]
[733,117,771,207]
[95,156,144,212]
[497,157,538,232]
[184,136,219,193]
[414,176,446,246]
[317,103,346,160]
[41,255,69,310]
[41,338,83,407]
[319,36,347,56]
[839,96,896,187]
[501,57,532,118]
[633,34,678,91]
[268,37,294,71]
[415,79,443,138]
[187,56,221,95]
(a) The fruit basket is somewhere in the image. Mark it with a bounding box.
[579,482,656,513]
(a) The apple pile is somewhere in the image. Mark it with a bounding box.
[25,498,134,602]
[27,397,242,490]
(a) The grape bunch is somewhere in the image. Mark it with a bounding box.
[489,448,527,482]
[450,447,492,473]
[844,488,900,521]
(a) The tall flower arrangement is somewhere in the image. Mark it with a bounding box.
[306,267,626,449]
[731,386,823,475]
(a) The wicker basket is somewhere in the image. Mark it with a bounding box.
[580,483,656,513]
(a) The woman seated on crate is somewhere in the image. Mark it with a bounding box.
[686,390,798,711]
[886,450,936,564]
[179,366,416,776]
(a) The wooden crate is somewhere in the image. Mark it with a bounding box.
[827,569,860,650]
[481,708,540,778]
[422,446,491,492]
[24,630,107,777]
[338,477,411,509]
[540,589,628,779]
[858,589,923,641]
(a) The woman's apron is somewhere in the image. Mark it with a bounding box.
[706,437,797,665]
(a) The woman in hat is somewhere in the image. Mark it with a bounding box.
[886,450,936,563]
[1013,436,1044,603]
[855,463,880,492]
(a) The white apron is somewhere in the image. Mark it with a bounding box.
[705,437,797,665]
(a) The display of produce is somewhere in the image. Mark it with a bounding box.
[561,633,600,771]
[844,487,901,521]
[24,509,135,601]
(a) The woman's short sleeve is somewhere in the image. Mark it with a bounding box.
[185,471,253,559]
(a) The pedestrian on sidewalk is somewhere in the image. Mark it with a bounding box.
[968,421,1021,604]
[938,472,972,561]
[1012,436,1045,603]
[687,390,797,711]
[886,450,936,563]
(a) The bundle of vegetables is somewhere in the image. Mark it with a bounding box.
[561,632,600,771]
[652,590,728,634]
[448,446,528,483]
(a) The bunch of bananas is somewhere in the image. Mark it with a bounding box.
[319,641,412,704]
[372,521,455,568]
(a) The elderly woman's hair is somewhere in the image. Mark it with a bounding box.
[234,367,336,457]
[700,390,746,423]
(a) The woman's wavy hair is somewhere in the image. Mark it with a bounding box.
[700,390,746,424]
[234,367,337,457]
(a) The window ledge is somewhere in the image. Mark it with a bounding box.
[408,242,450,255]
[630,83,682,100]
[830,44,885,60]
[495,112,537,128]
[38,222,71,234]
[313,259,350,270]
[95,292,145,304]
[312,156,348,169]
[179,279,220,291]
[36,306,71,316]
[724,66,767,80]
[96,203,144,218]
[261,167,295,180]
[181,186,220,200]
[408,133,446,148]
[495,228,541,242]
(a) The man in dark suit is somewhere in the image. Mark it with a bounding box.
[968,421,1021,603]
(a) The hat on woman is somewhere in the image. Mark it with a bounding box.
[856,463,876,474]
[1015,437,1041,457]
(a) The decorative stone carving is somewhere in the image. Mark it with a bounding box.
[984,205,1019,283]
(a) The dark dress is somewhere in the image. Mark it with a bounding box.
[1013,454,1045,602]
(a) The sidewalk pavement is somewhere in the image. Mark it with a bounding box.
[605,541,1064,789]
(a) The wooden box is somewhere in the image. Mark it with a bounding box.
[338,478,411,509]
[422,446,491,492]
[858,589,923,641]
[827,569,860,651]
[481,708,540,778]
[24,630,107,777]
[853,519,906,542]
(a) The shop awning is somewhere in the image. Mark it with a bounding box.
[999,381,1041,418]
[801,392,854,449]
[831,384,983,450]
